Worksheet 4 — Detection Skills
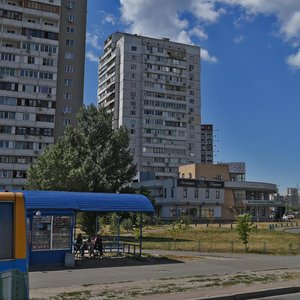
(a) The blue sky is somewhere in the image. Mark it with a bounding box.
[84,0,300,195]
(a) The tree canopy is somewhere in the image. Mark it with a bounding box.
[26,105,137,193]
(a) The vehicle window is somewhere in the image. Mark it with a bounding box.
[0,202,13,259]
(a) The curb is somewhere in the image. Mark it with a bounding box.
[194,285,300,300]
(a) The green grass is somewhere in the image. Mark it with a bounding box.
[113,224,300,255]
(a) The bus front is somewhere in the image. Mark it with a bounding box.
[0,192,28,300]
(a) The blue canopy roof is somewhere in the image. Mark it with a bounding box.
[23,191,154,213]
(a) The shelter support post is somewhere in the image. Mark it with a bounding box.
[139,212,142,256]
[117,215,120,254]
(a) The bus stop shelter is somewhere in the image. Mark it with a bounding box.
[23,191,154,268]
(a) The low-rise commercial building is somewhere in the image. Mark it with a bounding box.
[133,163,282,222]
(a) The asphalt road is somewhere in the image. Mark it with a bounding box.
[30,250,300,289]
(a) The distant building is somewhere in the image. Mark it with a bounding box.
[0,0,87,190]
[98,32,202,180]
[286,188,299,208]
[201,124,213,163]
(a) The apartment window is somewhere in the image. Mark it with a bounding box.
[67,1,76,9]
[43,58,54,66]
[66,39,74,46]
[171,189,174,198]
[0,9,22,20]
[0,97,16,106]
[64,79,73,86]
[195,189,198,198]
[44,21,54,26]
[0,109,16,118]
[67,14,75,22]
[0,170,9,177]
[27,56,35,64]
[22,28,58,40]
[66,26,75,33]
[216,188,220,199]
[131,82,137,88]
[130,110,136,116]
[65,52,75,60]
[63,119,71,126]
[63,106,72,113]
[131,64,137,70]
[23,113,30,121]
[0,53,15,62]
[131,73,136,79]
[130,129,135,134]
[0,141,10,148]
[64,65,74,73]
[205,188,209,198]
[64,92,72,100]
[131,46,137,51]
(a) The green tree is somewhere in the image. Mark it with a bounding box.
[26,105,136,192]
[26,105,137,233]
[235,214,256,252]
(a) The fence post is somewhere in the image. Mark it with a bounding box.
[231,224,233,229]
[219,223,221,228]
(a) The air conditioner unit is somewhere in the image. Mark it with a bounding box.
[48,52,52,56]
[47,94,51,98]
[27,35,32,40]
[26,49,30,53]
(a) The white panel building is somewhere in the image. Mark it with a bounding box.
[98,32,202,179]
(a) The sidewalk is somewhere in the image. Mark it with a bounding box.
[30,250,300,299]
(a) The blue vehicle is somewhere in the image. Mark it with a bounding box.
[0,192,28,299]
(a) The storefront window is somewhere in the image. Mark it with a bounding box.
[32,216,71,250]
[201,207,214,218]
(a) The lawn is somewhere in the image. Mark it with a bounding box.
[117,223,300,255]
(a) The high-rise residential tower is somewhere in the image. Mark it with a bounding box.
[0,0,87,190]
[98,32,202,179]
[201,124,213,163]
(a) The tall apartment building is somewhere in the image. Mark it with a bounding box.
[0,0,87,190]
[200,124,213,163]
[98,32,202,179]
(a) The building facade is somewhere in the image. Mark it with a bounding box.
[0,0,87,190]
[200,124,213,163]
[98,32,202,179]
[133,163,280,222]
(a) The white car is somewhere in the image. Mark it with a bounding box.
[282,214,294,221]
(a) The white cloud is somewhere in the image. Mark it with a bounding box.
[190,27,208,40]
[287,49,300,69]
[86,51,98,63]
[233,35,244,43]
[201,48,218,63]
[119,0,300,69]
[86,32,101,50]
[98,11,116,25]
